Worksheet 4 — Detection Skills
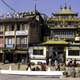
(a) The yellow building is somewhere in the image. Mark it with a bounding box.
[43,5,80,65]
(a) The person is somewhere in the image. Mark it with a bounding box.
[54,60,58,70]
[41,63,46,71]
[73,59,77,67]
[68,59,72,67]
[35,66,40,71]
[21,58,24,64]
[17,62,20,70]
[26,62,31,70]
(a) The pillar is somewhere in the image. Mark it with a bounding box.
[66,47,68,65]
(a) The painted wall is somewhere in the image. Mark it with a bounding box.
[0,38,4,48]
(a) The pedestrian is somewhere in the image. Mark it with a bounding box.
[41,63,46,71]
[68,59,72,67]
[54,60,59,71]
[17,62,20,70]
[73,59,77,67]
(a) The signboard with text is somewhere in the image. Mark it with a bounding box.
[16,31,28,36]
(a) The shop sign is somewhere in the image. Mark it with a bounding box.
[5,31,14,36]
[16,31,28,36]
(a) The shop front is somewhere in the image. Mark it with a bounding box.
[29,46,46,64]
[15,50,29,64]
[66,46,80,65]
[43,40,68,65]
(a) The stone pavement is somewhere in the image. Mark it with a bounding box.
[0,74,80,80]
[0,63,80,78]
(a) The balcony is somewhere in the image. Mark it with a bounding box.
[5,44,14,48]
[16,44,28,49]
[5,31,15,36]
[49,26,77,30]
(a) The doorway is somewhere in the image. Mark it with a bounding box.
[5,53,13,63]
[50,46,65,65]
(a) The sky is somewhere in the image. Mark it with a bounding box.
[0,0,80,16]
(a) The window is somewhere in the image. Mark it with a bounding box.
[5,25,9,31]
[20,24,25,30]
[0,38,3,44]
[24,24,29,30]
[9,24,14,31]
[11,25,14,31]
[0,25,3,31]
[16,24,20,30]
[33,50,43,55]
[5,38,14,44]
[16,37,20,44]
[68,50,79,56]
[5,24,14,31]
[16,37,27,44]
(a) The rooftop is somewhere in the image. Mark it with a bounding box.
[52,6,78,15]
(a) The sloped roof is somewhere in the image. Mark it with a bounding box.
[54,6,77,15]
[43,39,68,45]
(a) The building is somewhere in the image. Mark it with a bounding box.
[0,11,47,64]
[0,5,80,65]
[43,5,80,65]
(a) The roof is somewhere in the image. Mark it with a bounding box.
[42,40,68,45]
[53,6,77,15]
[0,16,35,23]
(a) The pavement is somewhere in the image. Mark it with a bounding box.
[0,63,80,80]
[0,74,80,80]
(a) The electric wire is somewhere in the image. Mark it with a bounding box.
[1,0,17,13]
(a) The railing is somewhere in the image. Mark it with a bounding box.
[5,44,14,48]
[48,18,80,22]
[16,44,28,49]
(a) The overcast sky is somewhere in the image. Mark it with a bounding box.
[0,0,80,16]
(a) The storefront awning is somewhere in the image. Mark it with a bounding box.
[42,40,68,45]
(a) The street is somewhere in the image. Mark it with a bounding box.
[0,74,80,80]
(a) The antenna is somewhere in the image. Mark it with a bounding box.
[64,0,67,9]
[65,0,67,6]
[33,0,37,12]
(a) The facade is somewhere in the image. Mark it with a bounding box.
[0,5,80,65]
[44,6,80,65]
[0,11,47,64]
[29,46,46,64]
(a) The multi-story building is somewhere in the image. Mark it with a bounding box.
[1,5,80,65]
[0,11,47,64]
[43,5,80,65]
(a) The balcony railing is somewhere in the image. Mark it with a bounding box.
[16,44,28,49]
[5,44,14,48]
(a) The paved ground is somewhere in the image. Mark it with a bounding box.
[0,74,80,80]
[0,63,80,80]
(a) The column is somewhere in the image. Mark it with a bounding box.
[66,47,68,65]
[14,23,17,48]
[49,46,53,58]
[3,24,5,63]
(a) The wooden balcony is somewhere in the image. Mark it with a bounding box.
[16,44,28,49]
